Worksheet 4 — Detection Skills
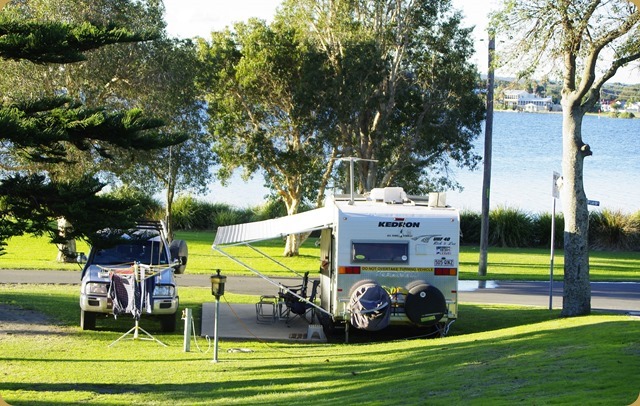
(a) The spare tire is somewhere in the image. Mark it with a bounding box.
[404,281,447,326]
[348,279,391,331]
[169,239,188,274]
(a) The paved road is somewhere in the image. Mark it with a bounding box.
[1,269,639,314]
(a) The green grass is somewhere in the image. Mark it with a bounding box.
[3,231,639,281]
[1,284,639,405]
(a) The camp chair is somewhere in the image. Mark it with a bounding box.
[280,274,320,324]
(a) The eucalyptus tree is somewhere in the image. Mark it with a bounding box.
[197,19,333,255]
[491,0,640,316]
[280,0,485,195]
[0,1,186,253]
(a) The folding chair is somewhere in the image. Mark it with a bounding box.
[278,272,309,322]
[280,273,321,324]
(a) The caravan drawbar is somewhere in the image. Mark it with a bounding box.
[213,187,459,336]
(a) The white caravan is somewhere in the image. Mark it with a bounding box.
[213,187,459,337]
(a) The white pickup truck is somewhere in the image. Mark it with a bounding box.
[79,220,187,332]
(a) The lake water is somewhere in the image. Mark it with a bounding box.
[446,111,640,214]
[206,111,640,214]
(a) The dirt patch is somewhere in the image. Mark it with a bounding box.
[0,304,70,336]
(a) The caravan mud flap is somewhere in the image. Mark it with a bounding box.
[348,280,392,331]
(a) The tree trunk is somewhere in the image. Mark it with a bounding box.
[283,190,305,257]
[164,170,176,241]
[56,217,77,263]
[560,103,591,316]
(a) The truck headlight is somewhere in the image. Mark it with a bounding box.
[84,283,108,295]
[153,285,175,297]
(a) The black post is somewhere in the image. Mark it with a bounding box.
[479,32,495,276]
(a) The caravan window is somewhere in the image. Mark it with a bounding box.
[351,242,409,263]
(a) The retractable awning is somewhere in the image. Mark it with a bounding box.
[212,206,334,246]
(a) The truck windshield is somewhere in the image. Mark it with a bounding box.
[93,240,168,265]
[351,242,409,263]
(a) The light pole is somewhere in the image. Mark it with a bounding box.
[210,269,227,363]
[478,31,495,276]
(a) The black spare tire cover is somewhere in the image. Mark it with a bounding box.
[348,280,391,331]
[404,281,447,326]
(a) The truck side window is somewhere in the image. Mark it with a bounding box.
[352,242,409,263]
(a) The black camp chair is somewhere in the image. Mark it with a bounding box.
[279,272,319,323]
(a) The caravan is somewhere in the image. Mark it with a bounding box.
[213,187,459,338]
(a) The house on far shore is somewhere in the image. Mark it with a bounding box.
[503,90,554,112]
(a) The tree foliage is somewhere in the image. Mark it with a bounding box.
[197,19,331,217]
[0,0,185,253]
[491,0,640,316]
[281,0,485,195]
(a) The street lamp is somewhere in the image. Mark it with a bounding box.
[210,269,227,363]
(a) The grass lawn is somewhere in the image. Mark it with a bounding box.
[2,231,639,282]
[1,283,639,405]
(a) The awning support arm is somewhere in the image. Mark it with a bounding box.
[246,244,305,279]
[212,245,332,317]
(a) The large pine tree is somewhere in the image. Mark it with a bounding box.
[0,11,186,252]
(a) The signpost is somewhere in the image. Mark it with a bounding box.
[549,172,561,310]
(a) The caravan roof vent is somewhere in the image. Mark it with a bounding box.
[369,187,407,204]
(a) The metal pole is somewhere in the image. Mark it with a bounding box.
[212,298,220,363]
[349,158,355,205]
[478,32,495,276]
[549,198,556,310]
[183,308,192,352]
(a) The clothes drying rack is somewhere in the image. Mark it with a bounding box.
[107,262,168,347]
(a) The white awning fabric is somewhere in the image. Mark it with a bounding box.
[212,206,334,246]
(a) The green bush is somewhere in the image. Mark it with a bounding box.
[533,212,564,248]
[253,198,288,221]
[172,195,214,230]
[460,210,482,245]
[589,209,640,251]
[489,206,533,248]
[106,185,163,220]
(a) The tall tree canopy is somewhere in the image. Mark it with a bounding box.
[197,19,331,216]
[197,0,485,255]
[282,0,485,195]
[492,0,640,316]
[0,0,187,252]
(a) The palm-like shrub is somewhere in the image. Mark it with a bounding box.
[489,206,533,248]
[533,212,564,248]
[589,209,640,251]
[460,210,482,245]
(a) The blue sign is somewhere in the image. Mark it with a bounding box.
[588,200,600,206]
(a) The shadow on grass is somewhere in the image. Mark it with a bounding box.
[1,318,638,405]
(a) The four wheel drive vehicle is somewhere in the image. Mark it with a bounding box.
[79,220,188,332]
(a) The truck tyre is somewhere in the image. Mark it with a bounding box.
[160,312,177,332]
[404,281,447,327]
[170,239,188,274]
[81,310,97,330]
